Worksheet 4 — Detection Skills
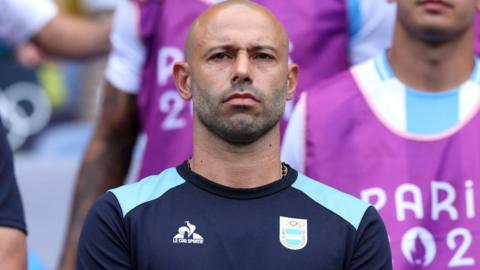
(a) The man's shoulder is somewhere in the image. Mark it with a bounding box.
[291,173,371,231]
[109,167,186,218]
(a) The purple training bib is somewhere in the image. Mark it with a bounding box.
[305,63,480,269]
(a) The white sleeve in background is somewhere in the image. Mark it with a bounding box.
[347,0,397,64]
[105,0,147,94]
[0,0,58,46]
[281,93,306,173]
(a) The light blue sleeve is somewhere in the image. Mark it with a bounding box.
[110,168,185,217]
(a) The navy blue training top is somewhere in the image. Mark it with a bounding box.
[78,162,392,270]
[0,120,26,233]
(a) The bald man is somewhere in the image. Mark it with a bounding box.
[76,2,392,269]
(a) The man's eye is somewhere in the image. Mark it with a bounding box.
[210,53,230,60]
[255,53,274,61]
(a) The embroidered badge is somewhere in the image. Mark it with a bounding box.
[279,216,308,250]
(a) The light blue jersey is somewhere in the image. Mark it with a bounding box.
[372,51,480,135]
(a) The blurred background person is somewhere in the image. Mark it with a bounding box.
[1,0,111,154]
[59,0,398,268]
[1,0,113,269]
[282,0,480,269]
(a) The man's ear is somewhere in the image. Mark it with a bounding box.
[286,64,299,100]
[173,62,192,100]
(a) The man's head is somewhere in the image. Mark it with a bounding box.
[392,0,480,43]
[173,0,298,145]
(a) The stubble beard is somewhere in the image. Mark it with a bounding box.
[192,82,287,145]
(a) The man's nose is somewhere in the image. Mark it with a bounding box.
[231,52,252,85]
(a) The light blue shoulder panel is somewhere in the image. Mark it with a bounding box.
[109,168,186,217]
[292,174,370,230]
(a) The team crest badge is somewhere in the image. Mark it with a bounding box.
[279,216,308,250]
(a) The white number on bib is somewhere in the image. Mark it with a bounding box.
[159,90,186,131]
[447,228,475,267]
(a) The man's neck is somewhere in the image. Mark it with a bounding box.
[190,121,283,189]
[389,23,475,92]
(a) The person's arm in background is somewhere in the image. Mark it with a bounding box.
[59,0,147,268]
[1,0,110,58]
[32,13,111,58]
[475,11,480,56]
[60,82,139,269]
[0,228,26,270]
[0,122,28,270]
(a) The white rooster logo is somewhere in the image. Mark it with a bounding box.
[173,221,204,243]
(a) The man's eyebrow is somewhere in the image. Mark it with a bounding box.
[203,45,279,58]
[203,45,237,58]
[248,45,278,53]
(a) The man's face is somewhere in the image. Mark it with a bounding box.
[396,0,479,42]
[187,5,295,145]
